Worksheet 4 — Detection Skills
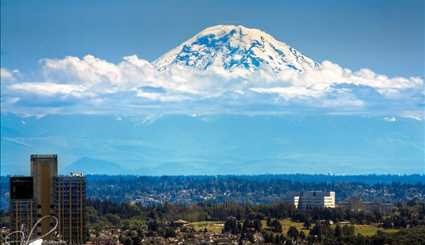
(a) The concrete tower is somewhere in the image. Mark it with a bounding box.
[31,154,58,236]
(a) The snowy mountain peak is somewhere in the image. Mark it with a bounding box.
[154,25,319,73]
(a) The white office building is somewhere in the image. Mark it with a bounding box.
[295,191,335,209]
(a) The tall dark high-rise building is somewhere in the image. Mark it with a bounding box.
[55,173,87,244]
[9,154,87,244]
[31,154,58,237]
[9,177,34,233]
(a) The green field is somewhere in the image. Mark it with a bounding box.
[260,219,310,235]
[191,219,399,237]
[191,221,225,233]
[353,224,399,237]
[276,219,399,237]
[280,219,310,235]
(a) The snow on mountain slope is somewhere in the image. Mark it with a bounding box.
[154,25,319,73]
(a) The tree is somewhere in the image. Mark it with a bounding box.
[163,227,176,238]
[310,223,322,240]
[263,232,274,243]
[147,219,159,232]
[254,219,262,232]
[278,234,286,244]
[303,219,311,229]
[242,219,249,233]
[224,217,240,234]
[120,236,133,245]
[124,238,133,245]
[270,219,282,233]
[342,225,355,238]
[287,226,299,240]
[299,230,306,240]
[334,225,342,239]
[105,213,121,225]
[266,217,272,226]
[132,236,141,245]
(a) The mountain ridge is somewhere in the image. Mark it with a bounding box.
[62,157,126,175]
[2,114,423,175]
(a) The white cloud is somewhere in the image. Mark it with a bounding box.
[10,82,87,96]
[41,55,122,85]
[400,111,425,121]
[250,86,325,99]
[1,68,19,81]
[270,60,423,100]
[384,116,397,122]
[2,54,424,117]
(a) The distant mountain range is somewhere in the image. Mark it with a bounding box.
[1,113,423,175]
[62,157,125,175]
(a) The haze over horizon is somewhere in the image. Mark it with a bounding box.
[1,0,424,175]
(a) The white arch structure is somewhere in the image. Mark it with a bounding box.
[4,215,59,245]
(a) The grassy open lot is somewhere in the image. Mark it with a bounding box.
[280,219,310,235]
[191,219,399,237]
[261,219,310,235]
[266,219,399,237]
[191,221,224,233]
[353,224,399,237]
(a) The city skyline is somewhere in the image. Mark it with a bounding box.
[9,154,87,244]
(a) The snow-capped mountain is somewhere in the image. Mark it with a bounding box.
[154,25,319,73]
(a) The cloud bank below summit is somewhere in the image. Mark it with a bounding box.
[2,55,423,118]
[1,25,424,118]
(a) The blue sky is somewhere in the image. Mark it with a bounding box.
[1,1,424,174]
[1,0,424,77]
[1,0,423,118]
